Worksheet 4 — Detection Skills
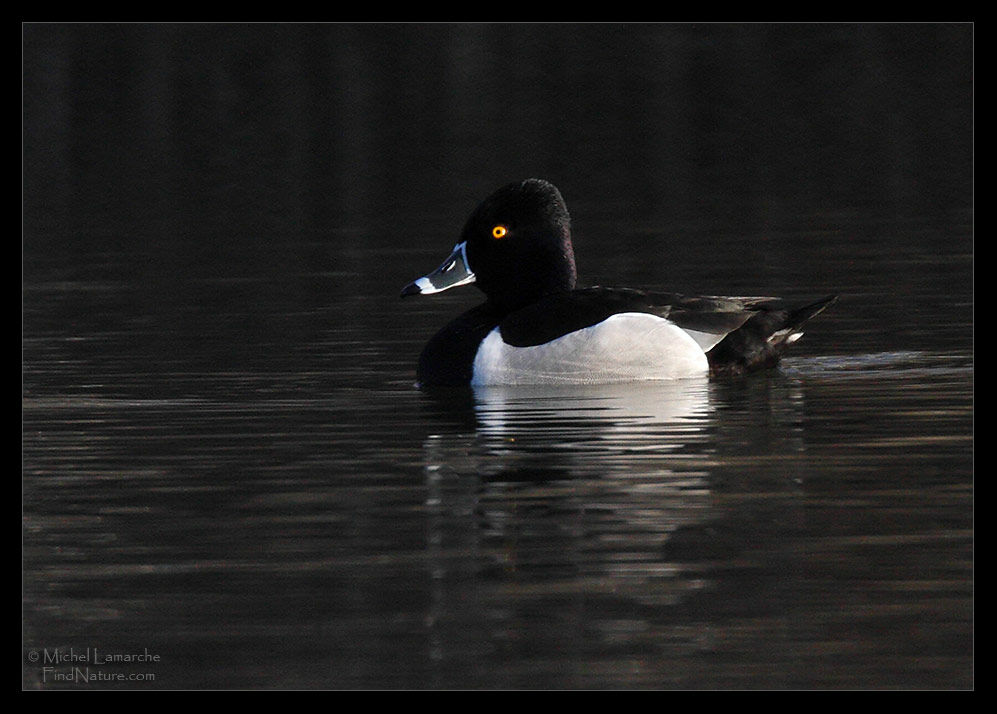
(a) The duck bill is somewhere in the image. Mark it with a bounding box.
[400,241,476,297]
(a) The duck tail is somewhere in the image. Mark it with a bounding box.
[707,294,838,377]
[788,293,839,328]
[774,294,839,345]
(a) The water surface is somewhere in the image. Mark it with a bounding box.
[22,23,973,690]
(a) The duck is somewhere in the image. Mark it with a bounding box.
[400,178,836,387]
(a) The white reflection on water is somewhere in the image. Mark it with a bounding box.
[421,377,717,485]
[418,378,733,681]
[472,378,713,449]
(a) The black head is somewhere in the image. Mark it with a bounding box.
[401,179,577,312]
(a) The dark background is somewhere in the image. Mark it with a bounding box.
[23,23,972,267]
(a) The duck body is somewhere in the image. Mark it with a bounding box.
[402,179,836,387]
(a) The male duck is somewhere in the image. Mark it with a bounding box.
[401,179,836,387]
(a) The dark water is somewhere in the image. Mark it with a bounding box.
[22,24,973,689]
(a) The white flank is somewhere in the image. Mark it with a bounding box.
[471,312,710,385]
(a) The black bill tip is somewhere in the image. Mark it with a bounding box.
[400,280,423,298]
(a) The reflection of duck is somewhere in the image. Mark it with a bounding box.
[420,382,723,678]
[416,373,817,686]
[420,380,714,489]
[473,381,712,456]
[402,179,836,386]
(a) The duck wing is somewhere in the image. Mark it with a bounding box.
[498,287,837,376]
[702,293,838,376]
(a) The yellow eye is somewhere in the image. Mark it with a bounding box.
[491,225,508,239]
